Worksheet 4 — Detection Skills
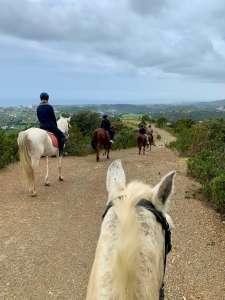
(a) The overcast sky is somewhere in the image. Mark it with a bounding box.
[0,0,225,105]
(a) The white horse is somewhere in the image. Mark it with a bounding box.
[86,160,175,300]
[17,116,70,197]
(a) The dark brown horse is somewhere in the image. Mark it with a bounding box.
[91,128,111,162]
[137,133,147,155]
[147,133,154,151]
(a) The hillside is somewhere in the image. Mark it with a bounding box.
[1,99,225,129]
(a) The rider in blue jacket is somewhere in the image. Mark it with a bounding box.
[139,124,146,135]
[37,92,65,156]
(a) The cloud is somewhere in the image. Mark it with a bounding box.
[129,0,167,15]
[0,0,225,99]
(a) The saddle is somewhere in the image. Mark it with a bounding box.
[47,132,58,148]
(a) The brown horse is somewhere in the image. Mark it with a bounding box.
[147,132,154,151]
[137,133,147,155]
[91,128,111,162]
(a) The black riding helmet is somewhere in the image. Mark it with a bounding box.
[40,92,49,101]
[103,114,108,119]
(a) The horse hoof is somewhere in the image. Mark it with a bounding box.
[31,192,37,197]
[45,182,50,186]
[59,177,64,181]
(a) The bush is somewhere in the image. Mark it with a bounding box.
[210,174,225,211]
[187,149,222,184]
[141,113,151,125]
[113,128,137,150]
[169,119,225,213]
[172,119,195,134]
[71,111,100,136]
[156,133,161,140]
[168,128,193,155]
[156,117,168,128]
[0,130,18,168]
[65,125,93,156]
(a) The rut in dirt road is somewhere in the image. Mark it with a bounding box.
[0,129,224,299]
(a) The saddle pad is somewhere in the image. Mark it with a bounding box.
[47,132,58,148]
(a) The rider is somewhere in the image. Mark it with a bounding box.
[100,114,114,143]
[139,124,148,143]
[139,124,146,135]
[147,124,153,135]
[146,124,155,145]
[36,92,65,156]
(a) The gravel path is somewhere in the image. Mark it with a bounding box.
[0,129,224,299]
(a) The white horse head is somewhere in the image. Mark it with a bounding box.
[57,116,71,138]
[86,160,175,300]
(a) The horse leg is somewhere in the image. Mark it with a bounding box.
[96,145,100,162]
[58,154,64,181]
[44,156,50,186]
[30,181,36,197]
[30,157,39,197]
[143,145,145,155]
[29,174,36,197]
[107,146,110,159]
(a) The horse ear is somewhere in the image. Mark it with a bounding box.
[106,160,126,196]
[152,171,176,210]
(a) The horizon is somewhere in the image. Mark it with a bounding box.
[1,97,225,108]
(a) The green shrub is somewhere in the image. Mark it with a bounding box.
[141,113,151,125]
[71,111,100,136]
[168,128,193,155]
[113,128,137,150]
[0,130,19,168]
[187,149,221,184]
[210,174,225,211]
[156,117,168,128]
[65,125,93,156]
[168,119,225,213]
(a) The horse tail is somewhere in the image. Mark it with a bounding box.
[91,139,97,150]
[112,196,140,300]
[17,131,34,187]
[91,130,97,150]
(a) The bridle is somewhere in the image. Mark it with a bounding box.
[102,198,172,300]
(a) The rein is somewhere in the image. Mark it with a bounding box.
[102,198,172,300]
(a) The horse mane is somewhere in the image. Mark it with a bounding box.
[111,182,155,300]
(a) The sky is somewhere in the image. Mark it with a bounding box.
[0,0,225,106]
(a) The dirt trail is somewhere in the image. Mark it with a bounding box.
[0,129,224,300]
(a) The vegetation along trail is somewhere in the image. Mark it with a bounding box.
[0,128,224,299]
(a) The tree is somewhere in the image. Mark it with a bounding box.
[71,111,100,136]
[156,117,168,128]
[141,113,151,125]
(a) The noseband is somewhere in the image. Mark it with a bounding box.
[102,198,172,300]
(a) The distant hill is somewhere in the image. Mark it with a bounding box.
[1,99,225,128]
[55,100,225,121]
